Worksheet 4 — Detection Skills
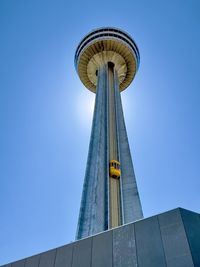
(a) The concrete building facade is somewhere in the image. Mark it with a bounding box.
[2,208,200,267]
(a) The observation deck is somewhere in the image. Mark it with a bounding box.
[74,27,140,93]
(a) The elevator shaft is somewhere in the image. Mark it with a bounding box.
[108,62,122,228]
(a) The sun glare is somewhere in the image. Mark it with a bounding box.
[75,89,132,132]
[76,89,95,131]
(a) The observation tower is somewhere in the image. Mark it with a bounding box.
[75,27,143,240]
[2,27,200,267]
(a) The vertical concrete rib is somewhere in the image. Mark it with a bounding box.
[76,65,108,239]
[114,73,143,223]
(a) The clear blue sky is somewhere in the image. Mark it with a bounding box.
[0,0,200,264]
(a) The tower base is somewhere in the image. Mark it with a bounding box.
[2,208,200,267]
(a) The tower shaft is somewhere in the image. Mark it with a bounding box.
[76,63,143,240]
